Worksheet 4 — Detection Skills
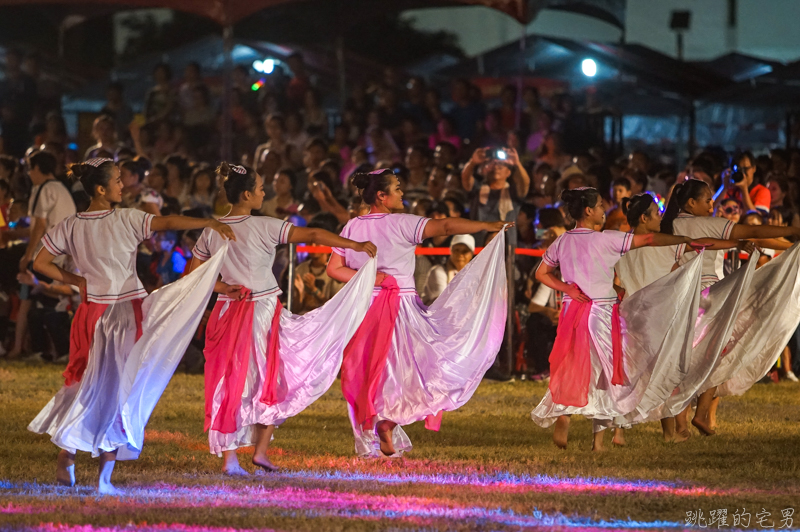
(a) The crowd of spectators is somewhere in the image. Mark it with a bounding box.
[2,46,800,381]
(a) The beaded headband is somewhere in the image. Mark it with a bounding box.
[85,157,113,168]
[231,165,247,175]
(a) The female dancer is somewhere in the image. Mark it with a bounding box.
[530,188,704,451]
[661,179,800,435]
[614,193,738,442]
[189,162,377,474]
[326,169,509,457]
[29,158,234,494]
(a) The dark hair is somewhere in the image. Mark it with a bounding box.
[560,187,601,221]
[612,177,632,190]
[217,161,257,204]
[305,137,327,152]
[537,207,565,229]
[153,62,172,80]
[277,167,297,189]
[622,168,648,190]
[443,197,465,218]
[120,156,151,184]
[661,179,710,234]
[352,169,394,205]
[519,202,537,220]
[307,212,339,233]
[29,151,57,176]
[426,201,450,218]
[0,179,10,195]
[68,159,116,196]
[0,154,17,176]
[190,164,216,195]
[621,193,655,228]
[165,154,191,181]
[266,113,285,130]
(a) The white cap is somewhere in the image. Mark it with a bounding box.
[450,234,475,253]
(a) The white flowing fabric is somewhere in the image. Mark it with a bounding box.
[716,244,800,397]
[531,251,703,431]
[207,258,377,455]
[29,245,226,460]
[622,251,758,424]
[351,232,508,458]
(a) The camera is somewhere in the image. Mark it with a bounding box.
[730,164,745,184]
[489,148,508,161]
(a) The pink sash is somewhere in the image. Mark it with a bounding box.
[548,300,627,407]
[64,299,142,386]
[204,291,285,434]
[341,276,443,432]
[204,290,255,433]
[341,277,400,431]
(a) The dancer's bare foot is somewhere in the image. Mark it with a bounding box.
[661,418,676,442]
[611,428,626,447]
[708,397,719,432]
[97,451,122,496]
[222,450,250,476]
[673,429,691,443]
[553,416,570,449]
[376,420,397,456]
[252,455,278,473]
[591,430,605,452]
[252,424,277,472]
[691,416,716,436]
[56,450,76,487]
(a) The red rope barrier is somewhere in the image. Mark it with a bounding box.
[295,245,546,257]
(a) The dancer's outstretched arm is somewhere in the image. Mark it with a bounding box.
[151,215,236,241]
[423,218,511,239]
[631,233,693,250]
[731,224,800,241]
[286,226,376,258]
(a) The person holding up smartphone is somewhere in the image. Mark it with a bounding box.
[460,146,530,246]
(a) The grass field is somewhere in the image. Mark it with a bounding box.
[1,363,799,531]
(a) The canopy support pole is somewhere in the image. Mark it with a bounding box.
[221,23,234,162]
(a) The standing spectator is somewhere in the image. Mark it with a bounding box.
[178,62,205,113]
[303,88,328,137]
[84,115,121,161]
[285,111,310,162]
[286,52,310,110]
[428,116,461,151]
[404,144,431,203]
[403,77,431,133]
[448,78,484,141]
[100,83,134,144]
[497,85,518,135]
[461,146,530,245]
[144,63,177,124]
[10,150,75,359]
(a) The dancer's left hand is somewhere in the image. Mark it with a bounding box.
[210,221,236,241]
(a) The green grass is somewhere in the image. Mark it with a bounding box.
[1,363,799,531]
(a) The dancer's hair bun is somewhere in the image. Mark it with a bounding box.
[217,161,232,182]
[352,173,371,190]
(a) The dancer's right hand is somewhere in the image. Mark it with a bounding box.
[375,272,388,286]
[222,283,245,301]
[565,283,590,303]
[353,241,378,258]
[209,220,236,241]
[486,221,513,233]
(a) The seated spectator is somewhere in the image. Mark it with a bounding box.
[421,234,475,305]
[185,164,216,214]
[119,157,162,216]
[261,167,298,219]
[721,151,770,216]
[290,220,344,315]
